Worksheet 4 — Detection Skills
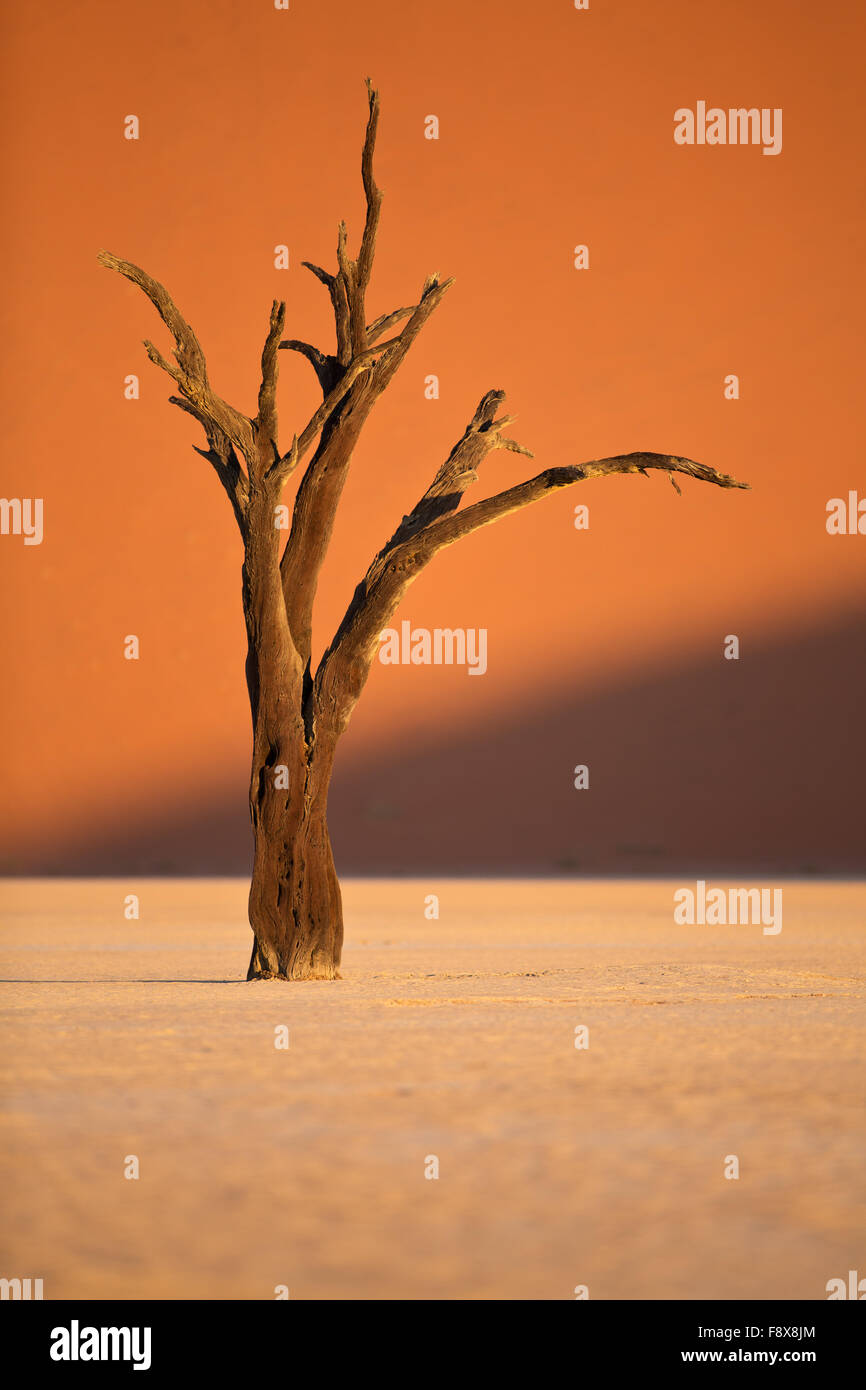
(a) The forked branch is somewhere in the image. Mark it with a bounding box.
[96,247,404,541]
[96,251,256,467]
[278,262,454,667]
[272,80,458,668]
[314,394,748,735]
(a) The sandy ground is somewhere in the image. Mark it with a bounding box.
[0,878,863,1301]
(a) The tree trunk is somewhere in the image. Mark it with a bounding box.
[242,493,343,981]
[246,790,343,981]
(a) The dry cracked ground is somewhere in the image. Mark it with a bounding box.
[1,878,863,1299]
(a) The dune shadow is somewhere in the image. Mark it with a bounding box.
[3,606,864,876]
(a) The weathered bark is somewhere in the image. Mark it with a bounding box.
[243,484,341,980]
[98,80,749,982]
[241,486,342,979]
[246,769,342,981]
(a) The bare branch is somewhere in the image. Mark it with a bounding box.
[357,78,383,294]
[314,404,748,736]
[381,388,531,547]
[278,273,454,667]
[422,450,748,553]
[294,336,403,461]
[98,251,207,377]
[301,261,334,289]
[272,84,461,667]
[580,452,748,489]
[374,275,454,391]
[304,257,352,366]
[167,395,249,533]
[290,280,449,403]
[254,299,286,477]
[298,81,382,366]
[336,219,353,291]
[98,250,255,463]
[366,305,414,342]
[279,338,338,394]
[267,335,404,487]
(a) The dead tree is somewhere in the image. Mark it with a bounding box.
[99,81,747,981]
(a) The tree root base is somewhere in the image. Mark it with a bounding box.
[247,968,342,983]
